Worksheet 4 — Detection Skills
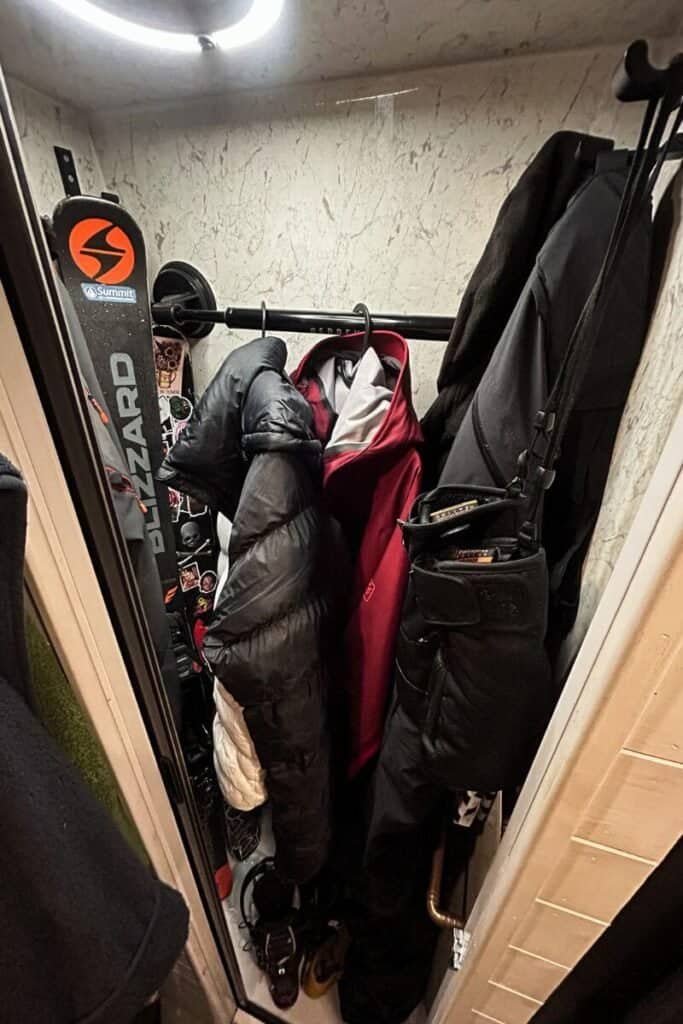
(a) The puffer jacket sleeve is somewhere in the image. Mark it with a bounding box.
[157,338,288,517]
[212,512,268,812]
[212,680,267,812]
[204,371,341,884]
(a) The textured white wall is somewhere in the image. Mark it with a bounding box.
[89,45,645,409]
[7,77,104,217]
[7,52,682,658]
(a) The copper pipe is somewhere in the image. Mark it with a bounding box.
[427,827,466,929]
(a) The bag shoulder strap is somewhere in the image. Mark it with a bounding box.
[512,94,683,550]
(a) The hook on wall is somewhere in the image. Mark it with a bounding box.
[613,39,683,109]
[261,300,267,338]
[353,302,373,354]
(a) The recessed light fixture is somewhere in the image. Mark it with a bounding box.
[45,0,284,53]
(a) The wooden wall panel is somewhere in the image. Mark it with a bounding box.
[510,901,604,968]
[575,751,683,861]
[538,838,654,922]
[492,949,567,1003]
[627,646,683,764]
[477,984,540,1024]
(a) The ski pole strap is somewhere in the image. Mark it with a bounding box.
[513,90,683,548]
[545,96,681,463]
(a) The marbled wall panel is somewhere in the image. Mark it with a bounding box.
[7,77,104,216]
[90,46,645,406]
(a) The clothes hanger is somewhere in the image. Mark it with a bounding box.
[261,299,267,338]
[353,302,373,356]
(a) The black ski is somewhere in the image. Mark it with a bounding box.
[51,196,177,590]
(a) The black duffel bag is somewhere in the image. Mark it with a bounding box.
[397,484,554,790]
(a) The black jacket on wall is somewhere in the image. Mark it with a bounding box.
[0,456,188,1024]
[159,337,348,884]
[421,130,612,482]
[438,157,653,652]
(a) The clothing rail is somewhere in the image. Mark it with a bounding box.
[150,261,455,341]
[152,302,454,342]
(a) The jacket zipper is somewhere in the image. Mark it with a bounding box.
[471,394,507,488]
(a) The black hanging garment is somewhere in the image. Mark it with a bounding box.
[153,331,219,638]
[342,140,656,1024]
[0,455,189,1024]
[158,337,349,884]
[438,156,653,654]
[390,154,653,796]
[421,130,613,482]
[152,329,229,884]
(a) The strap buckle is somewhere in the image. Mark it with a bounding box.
[535,464,557,491]
[533,409,556,434]
[513,409,557,493]
[518,520,538,550]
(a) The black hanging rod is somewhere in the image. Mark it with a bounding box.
[151,260,454,341]
[154,302,454,342]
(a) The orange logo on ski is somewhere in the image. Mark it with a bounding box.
[68,217,135,285]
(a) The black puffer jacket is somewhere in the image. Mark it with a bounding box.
[159,337,346,883]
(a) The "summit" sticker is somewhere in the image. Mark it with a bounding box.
[81,282,136,303]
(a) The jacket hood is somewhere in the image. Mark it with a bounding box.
[158,336,320,518]
[292,330,422,469]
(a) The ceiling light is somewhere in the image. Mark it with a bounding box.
[212,0,284,50]
[45,0,284,53]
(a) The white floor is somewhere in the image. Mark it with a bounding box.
[224,899,342,1024]
[223,809,428,1024]
[223,809,342,1024]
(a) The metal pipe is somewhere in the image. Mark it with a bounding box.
[151,302,455,342]
[427,827,466,929]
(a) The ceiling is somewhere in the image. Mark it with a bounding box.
[0,0,681,112]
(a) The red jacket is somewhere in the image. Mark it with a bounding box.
[293,331,422,775]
